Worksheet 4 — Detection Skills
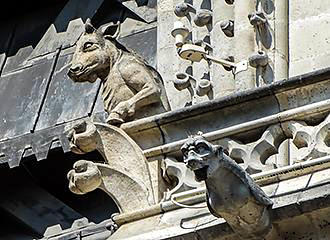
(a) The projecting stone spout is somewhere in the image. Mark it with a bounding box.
[182,134,274,240]
[66,120,155,213]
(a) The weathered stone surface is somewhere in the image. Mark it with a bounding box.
[275,174,311,196]
[289,0,330,77]
[182,135,273,240]
[68,20,169,125]
[308,168,330,187]
[284,113,330,162]
[67,120,155,213]
[162,157,204,200]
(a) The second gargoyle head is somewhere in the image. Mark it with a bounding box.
[181,134,225,181]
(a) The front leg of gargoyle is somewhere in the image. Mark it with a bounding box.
[107,62,161,124]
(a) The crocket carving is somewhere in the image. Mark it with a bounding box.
[66,120,155,213]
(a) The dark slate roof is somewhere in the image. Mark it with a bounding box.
[0,0,157,168]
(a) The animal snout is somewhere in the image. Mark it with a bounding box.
[73,160,89,173]
[185,159,200,170]
[69,63,83,74]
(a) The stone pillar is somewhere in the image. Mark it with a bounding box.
[234,0,256,91]
[274,0,289,166]
[274,0,289,81]
[211,0,235,97]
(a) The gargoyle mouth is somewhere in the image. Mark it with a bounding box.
[184,157,208,181]
[67,160,102,194]
[193,166,208,182]
[68,64,98,82]
[185,157,205,171]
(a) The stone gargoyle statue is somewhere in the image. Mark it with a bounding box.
[181,134,274,240]
[66,120,155,213]
[68,19,169,125]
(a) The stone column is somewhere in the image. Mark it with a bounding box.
[234,0,256,91]
[211,0,235,97]
[274,0,289,166]
[274,0,289,81]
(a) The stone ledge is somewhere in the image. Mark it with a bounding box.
[109,180,330,240]
[121,67,330,152]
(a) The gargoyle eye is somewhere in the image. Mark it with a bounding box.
[196,143,209,155]
[181,147,188,157]
[83,42,94,50]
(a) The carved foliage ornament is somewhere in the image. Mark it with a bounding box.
[66,120,155,213]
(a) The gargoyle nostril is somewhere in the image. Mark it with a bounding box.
[73,160,88,173]
[69,64,83,73]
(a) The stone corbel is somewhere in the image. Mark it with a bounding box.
[66,120,155,213]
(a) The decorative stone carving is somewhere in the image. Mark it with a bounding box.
[182,135,273,240]
[225,0,234,5]
[66,120,155,213]
[174,3,196,18]
[220,20,234,37]
[171,21,190,48]
[248,50,269,86]
[68,19,169,125]
[284,114,330,162]
[220,124,286,173]
[193,9,213,27]
[174,72,212,98]
[248,11,267,27]
[162,157,203,200]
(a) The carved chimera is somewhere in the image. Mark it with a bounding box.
[68,19,169,125]
[182,134,273,240]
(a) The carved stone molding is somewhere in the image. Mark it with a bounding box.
[218,124,286,173]
[212,113,330,173]
[66,120,155,213]
[284,114,330,162]
[162,157,203,200]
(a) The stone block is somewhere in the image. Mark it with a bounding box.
[261,183,279,197]
[308,168,330,187]
[275,174,311,196]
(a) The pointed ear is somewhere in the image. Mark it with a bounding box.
[85,18,96,34]
[99,21,121,40]
[214,145,227,156]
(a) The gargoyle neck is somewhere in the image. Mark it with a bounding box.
[99,45,122,82]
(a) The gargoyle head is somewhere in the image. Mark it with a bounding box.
[181,134,223,181]
[67,160,102,194]
[68,18,121,83]
[67,120,100,155]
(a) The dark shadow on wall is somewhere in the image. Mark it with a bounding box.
[0,148,119,239]
[22,148,120,223]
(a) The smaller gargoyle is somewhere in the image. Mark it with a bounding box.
[68,19,169,125]
[181,134,273,240]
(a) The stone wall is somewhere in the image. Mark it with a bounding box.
[157,0,289,109]
[289,0,330,77]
